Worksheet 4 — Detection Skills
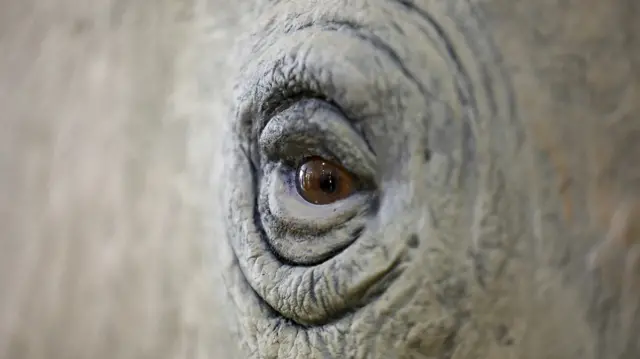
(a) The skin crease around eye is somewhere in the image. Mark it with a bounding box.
[296,156,357,205]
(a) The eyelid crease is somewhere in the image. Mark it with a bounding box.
[253,66,328,142]
[255,79,366,151]
[236,40,374,154]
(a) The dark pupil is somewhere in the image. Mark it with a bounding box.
[318,170,337,194]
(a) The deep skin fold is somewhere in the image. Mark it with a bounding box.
[223,0,640,358]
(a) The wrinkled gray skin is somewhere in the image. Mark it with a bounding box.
[222,0,640,358]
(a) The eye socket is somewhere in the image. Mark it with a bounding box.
[254,100,377,265]
[297,157,356,205]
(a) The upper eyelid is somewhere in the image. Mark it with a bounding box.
[242,54,372,155]
[258,100,377,179]
[231,49,328,143]
[258,89,334,139]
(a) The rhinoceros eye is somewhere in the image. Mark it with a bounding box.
[256,99,377,265]
[297,157,356,205]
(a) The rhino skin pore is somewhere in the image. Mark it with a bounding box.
[222,0,640,358]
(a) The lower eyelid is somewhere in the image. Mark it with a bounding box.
[265,165,368,230]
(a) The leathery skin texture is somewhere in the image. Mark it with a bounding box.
[221,0,640,358]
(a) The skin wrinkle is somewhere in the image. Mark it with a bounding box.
[394,0,477,110]
[232,146,297,325]
[297,20,431,100]
[246,44,397,147]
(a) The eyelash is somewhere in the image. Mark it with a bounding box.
[257,70,321,120]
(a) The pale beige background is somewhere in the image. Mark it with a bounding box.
[0,1,247,358]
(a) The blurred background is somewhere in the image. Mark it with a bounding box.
[0,1,246,358]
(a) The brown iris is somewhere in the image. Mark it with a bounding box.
[296,157,356,205]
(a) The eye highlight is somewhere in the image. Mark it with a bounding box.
[297,157,356,205]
